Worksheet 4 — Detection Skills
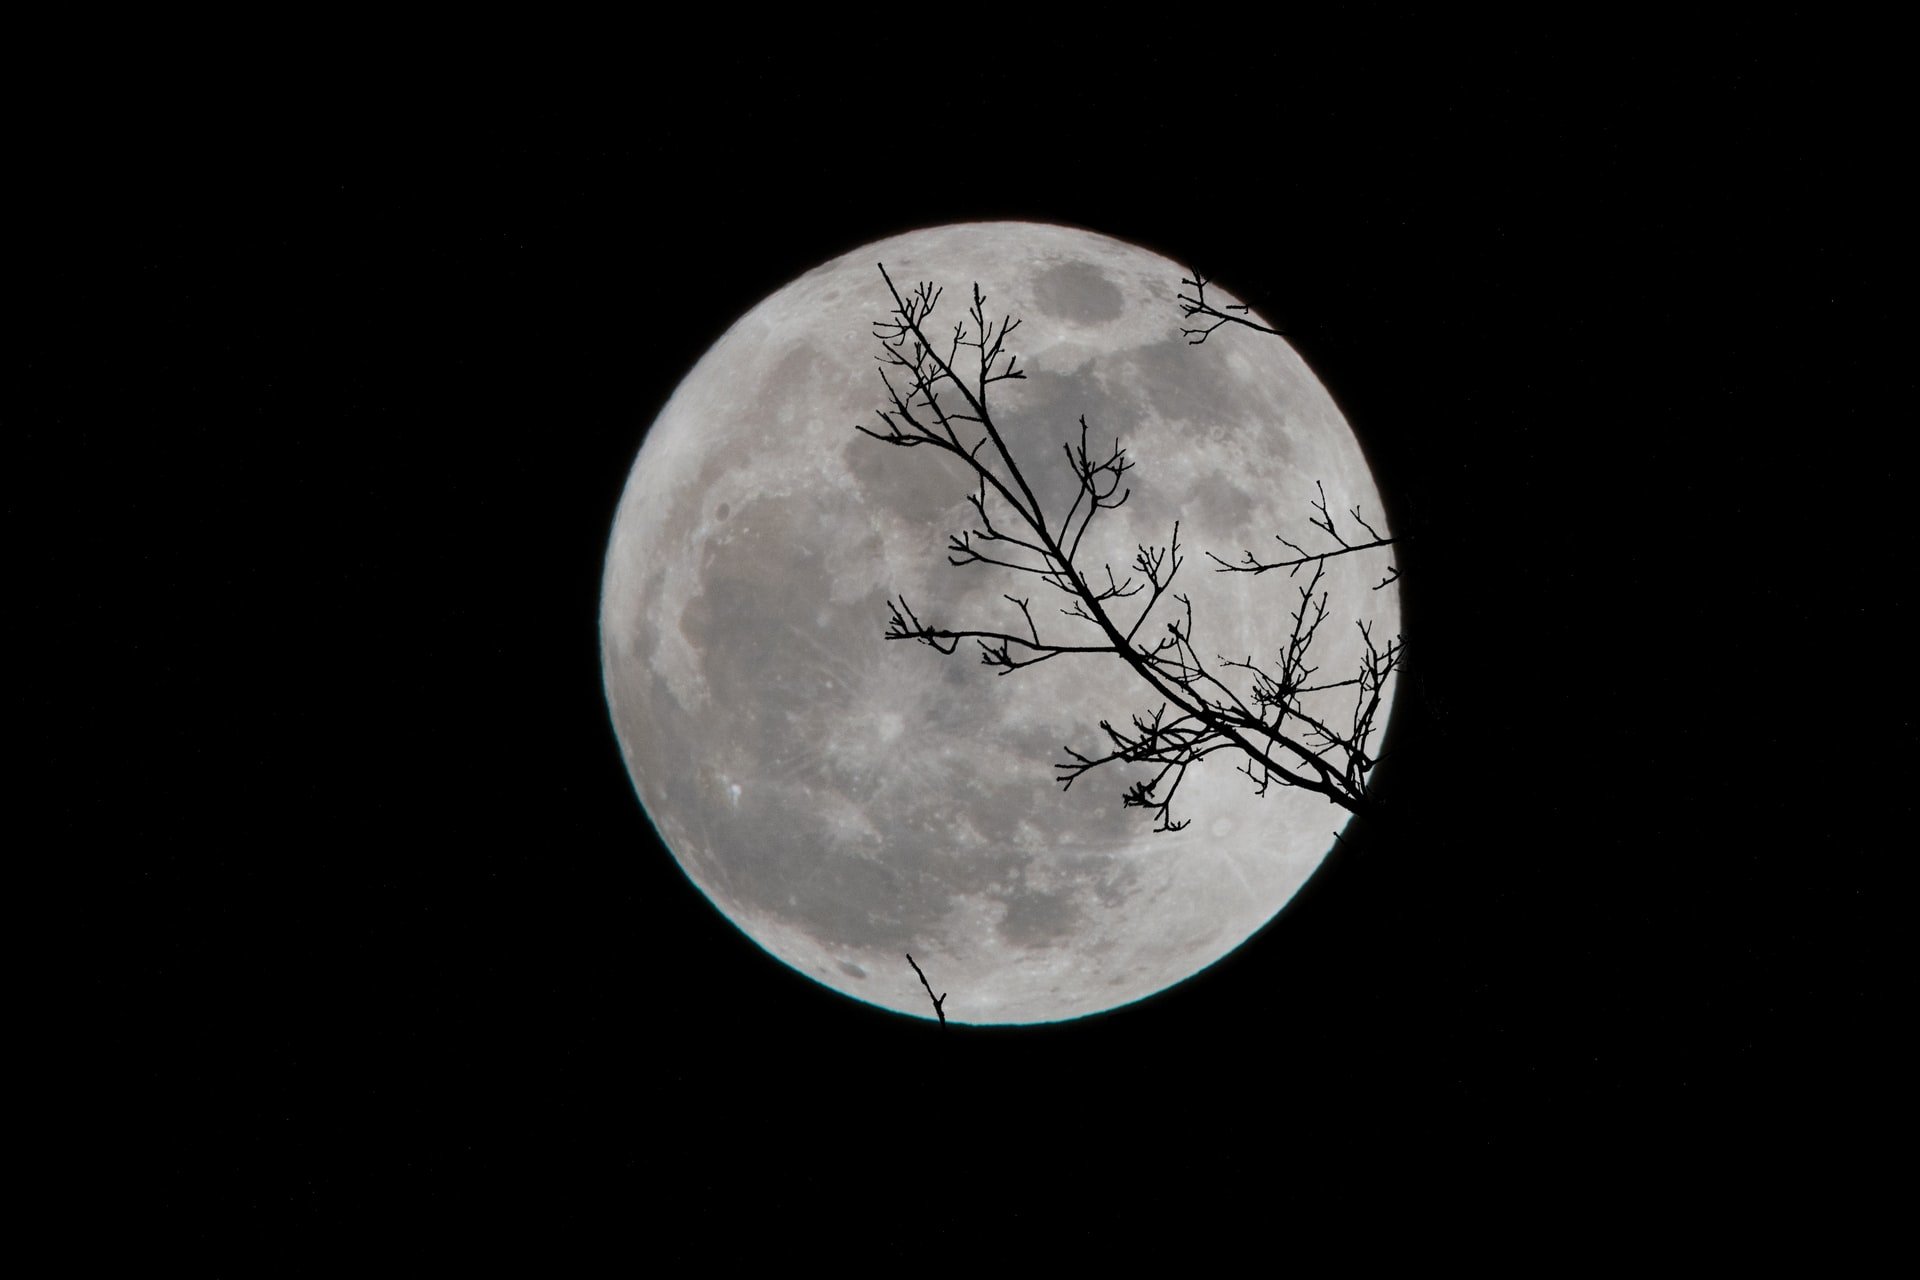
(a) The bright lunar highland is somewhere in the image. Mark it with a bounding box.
[601,223,1398,1024]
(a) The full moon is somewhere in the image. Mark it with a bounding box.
[601,222,1398,1024]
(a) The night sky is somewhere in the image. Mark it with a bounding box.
[38,33,1899,1265]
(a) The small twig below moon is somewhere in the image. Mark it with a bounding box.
[906,953,947,1025]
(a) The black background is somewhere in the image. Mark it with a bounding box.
[36,30,1899,1265]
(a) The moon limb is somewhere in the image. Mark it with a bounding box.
[600,222,1398,1024]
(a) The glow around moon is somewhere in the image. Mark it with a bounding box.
[601,223,1398,1024]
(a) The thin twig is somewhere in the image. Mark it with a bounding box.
[1176,271,1284,345]
[906,954,946,1025]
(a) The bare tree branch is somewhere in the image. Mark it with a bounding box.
[859,264,1401,831]
[905,953,946,1025]
[1176,271,1285,345]
[1206,480,1399,577]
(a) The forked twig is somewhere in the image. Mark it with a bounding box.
[906,953,946,1025]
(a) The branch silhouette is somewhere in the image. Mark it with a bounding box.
[1206,479,1400,590]
[859,264,1401,832]
[1176,271,1285,345]
[905,953,946,1025]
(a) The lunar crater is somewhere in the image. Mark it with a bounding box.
[1034,260,1126,324]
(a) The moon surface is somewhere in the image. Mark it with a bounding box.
[601,222,1397,1024]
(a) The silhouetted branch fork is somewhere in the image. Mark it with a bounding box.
[947,531,1055,576]
[1177,271,1284,345]
[1280,562,1333,681]
[1345,506,1384,543]
[1206,536,1398,575]
[905,953,946,1025]
[1123,526,1185,644]
[886,594,1114,672]
[964,283,1025,399]
[1061,415,1135,567]
[859,364,960,453]
[1208,483,1397,577]
[1089,561,1142,602]
[1056,705,1239,833]
[961,474,1048,555]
